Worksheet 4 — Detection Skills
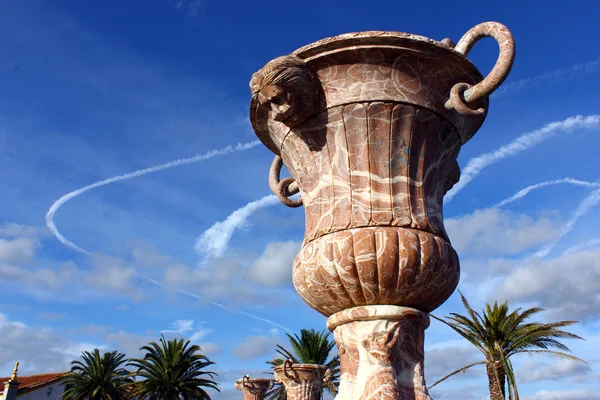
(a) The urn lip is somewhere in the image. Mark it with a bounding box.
[292,30,477,71]
[235,377,274,383]
[274,363,328,371]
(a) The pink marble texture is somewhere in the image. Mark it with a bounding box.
[327,306,431,400]
[249,22,514,400]
[235,377,274,400]
[274,363,330,400]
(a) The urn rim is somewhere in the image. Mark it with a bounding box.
[292,30,479,74]
[235,378,274,383]
[273,363,329,372]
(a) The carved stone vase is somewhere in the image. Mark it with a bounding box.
[274,361,331,400]
[235,375,274,400]
[250,22,514,400]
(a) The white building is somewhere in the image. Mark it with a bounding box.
[1,363,67,400]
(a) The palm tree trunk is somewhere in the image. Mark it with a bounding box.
[486,361,506,400]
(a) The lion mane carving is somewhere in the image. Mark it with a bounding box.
[249,55,322,127]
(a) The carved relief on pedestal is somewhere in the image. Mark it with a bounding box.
[328,306,431,400]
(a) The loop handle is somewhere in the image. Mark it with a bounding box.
[283,359,295,379]
[445,22,515,116]
[269,156,302,208]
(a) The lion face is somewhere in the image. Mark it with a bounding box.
[250,55,322,127]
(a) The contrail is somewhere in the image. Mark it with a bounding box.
[139,273,291,332]
[445,115,600,201]
[195,194,280,260]
[493,178,600,208]
[534,187,600,258]
[562,238,600,255]
[44,140,293,332]
[45,141,261,254]
[494,57,600,99]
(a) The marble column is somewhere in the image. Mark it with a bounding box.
[328,306,430,400]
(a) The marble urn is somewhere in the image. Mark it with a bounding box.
[249,22,514,400]
[274,361,331,400]
[235,376,274,400]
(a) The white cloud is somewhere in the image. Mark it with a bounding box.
[425,345,483,383]
[0,313,100,375]
[0,223,47,239]
[195,195,279,260]
[428,385,482,400]
[165,319,195,333]
[535,187,600,257]
[248,241,301,287]
[157,320,220,356]
[495,57,600,98]
[519,359,591,383]
[232,333,280,361]
[446,115,600,201]
[445,208,561,257]
[523,389,600,400]
[493,178,599,208]
[161,256,287,307]
[492,246,600,321]
[104,331,151,358]
[0,236,37,265]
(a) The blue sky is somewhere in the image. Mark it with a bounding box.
[1,0,600,399]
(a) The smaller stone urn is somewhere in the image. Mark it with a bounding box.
[235,375,274,400]
[274,360,331,400]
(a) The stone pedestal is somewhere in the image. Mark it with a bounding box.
[235,376,273,400]
[328,306,430,400]
[274,361,330,400]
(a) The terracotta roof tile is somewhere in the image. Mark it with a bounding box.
[0,373,67,394]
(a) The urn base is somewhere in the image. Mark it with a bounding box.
[327,305,431,400]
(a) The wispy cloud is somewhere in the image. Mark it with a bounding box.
[171,0,203,17]
[141,275,291,332]
[562,238,600,255]
[493,178,600,208]
[535,187,600,257]
[494,57,600,98]
[446,115,600,201]
[46,141,260,255]
[195,194,279,260]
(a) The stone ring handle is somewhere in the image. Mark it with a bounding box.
[445,21,515,116]
[269,155,303,208]
[323,368,332,384]
[282,359,295,379]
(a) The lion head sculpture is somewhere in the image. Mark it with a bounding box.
[249,55,322,128]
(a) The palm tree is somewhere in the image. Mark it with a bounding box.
[430,292,585,400]
[127,335,219,400]
[266,329,340,400]
[61,349,132,400]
